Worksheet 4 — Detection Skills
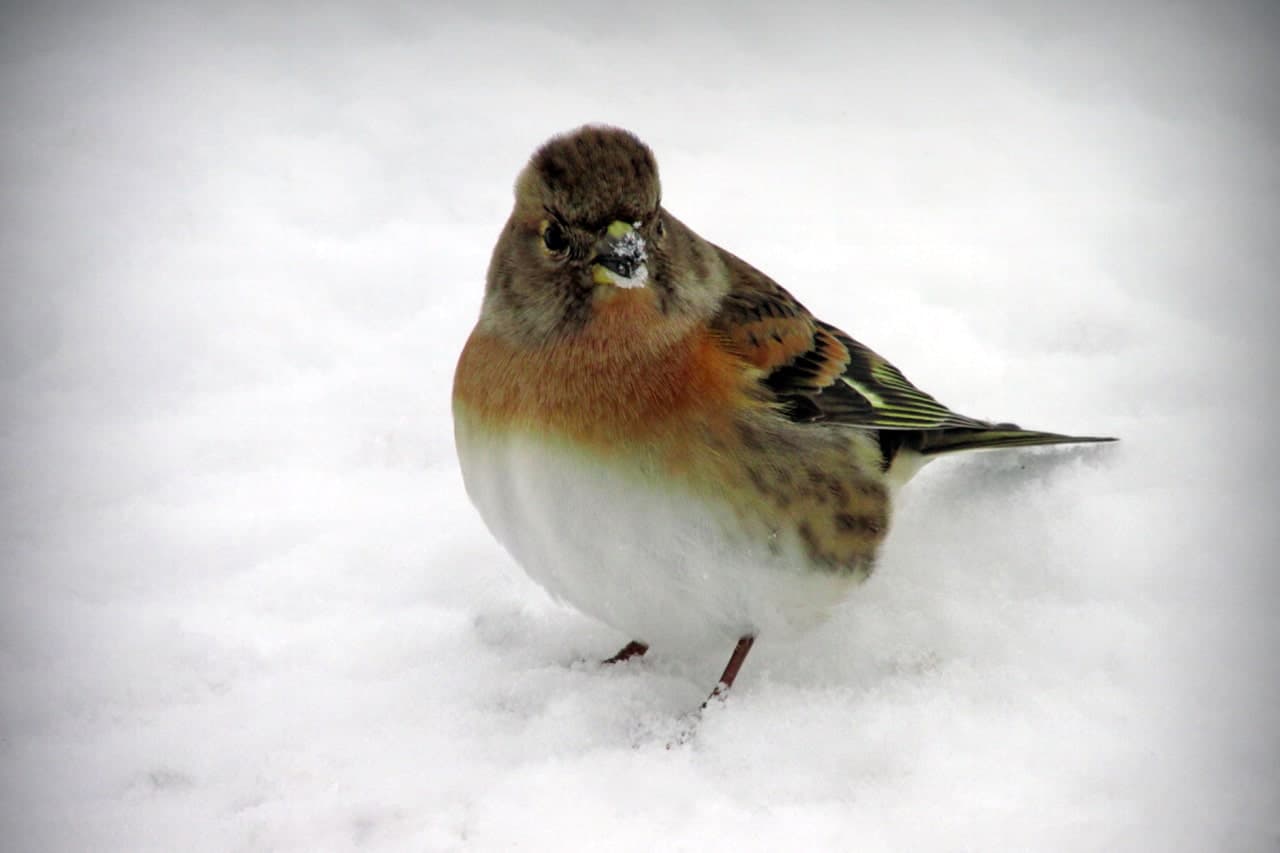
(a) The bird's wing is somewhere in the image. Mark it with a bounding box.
[710,252,990,431]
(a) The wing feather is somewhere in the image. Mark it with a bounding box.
[710,250,987,431]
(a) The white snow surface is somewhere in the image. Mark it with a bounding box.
[3,2,1278,850]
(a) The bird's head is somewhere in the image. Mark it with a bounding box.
[479,126,728,347]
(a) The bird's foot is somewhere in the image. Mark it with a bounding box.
[601,640,649,666]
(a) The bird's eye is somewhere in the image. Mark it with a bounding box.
[543,222,569,253]
[655,217,665,237]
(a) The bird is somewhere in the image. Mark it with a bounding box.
[452,125,1114,712]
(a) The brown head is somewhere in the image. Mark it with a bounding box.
[478,126,729,347]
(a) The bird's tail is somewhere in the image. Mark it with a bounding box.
[914,425,1117,457]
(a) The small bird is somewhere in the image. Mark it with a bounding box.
[453,125,1113,710]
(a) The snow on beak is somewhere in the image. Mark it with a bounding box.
[591,221,648,289]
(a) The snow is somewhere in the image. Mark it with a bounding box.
[3,1,1277,850]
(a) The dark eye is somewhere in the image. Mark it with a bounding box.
[543,222,569,253]
[655,217,665,237]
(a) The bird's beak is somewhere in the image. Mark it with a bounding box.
[591,221,648,289]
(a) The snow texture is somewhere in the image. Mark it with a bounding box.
[3,1,1278,851]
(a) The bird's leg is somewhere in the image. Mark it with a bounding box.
[602,640,649,665]
[665,635,759,748]
[702,635,756,708]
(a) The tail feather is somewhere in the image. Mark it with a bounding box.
[914,426,1117,457]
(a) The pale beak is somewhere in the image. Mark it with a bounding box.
[592,221,648,288]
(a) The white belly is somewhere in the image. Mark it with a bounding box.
[455,422,861,649]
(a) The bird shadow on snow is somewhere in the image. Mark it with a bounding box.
[916,442,1119,503]
[465,598,750,747]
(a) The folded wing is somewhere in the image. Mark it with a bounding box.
[710,251,1115,463]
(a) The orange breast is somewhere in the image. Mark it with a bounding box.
[453,305,759,452]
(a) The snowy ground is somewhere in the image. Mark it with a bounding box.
[3,2,1278,850]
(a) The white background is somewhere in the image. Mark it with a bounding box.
[3,2,1277,850]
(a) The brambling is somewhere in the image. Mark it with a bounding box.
[453,126,1114,709]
